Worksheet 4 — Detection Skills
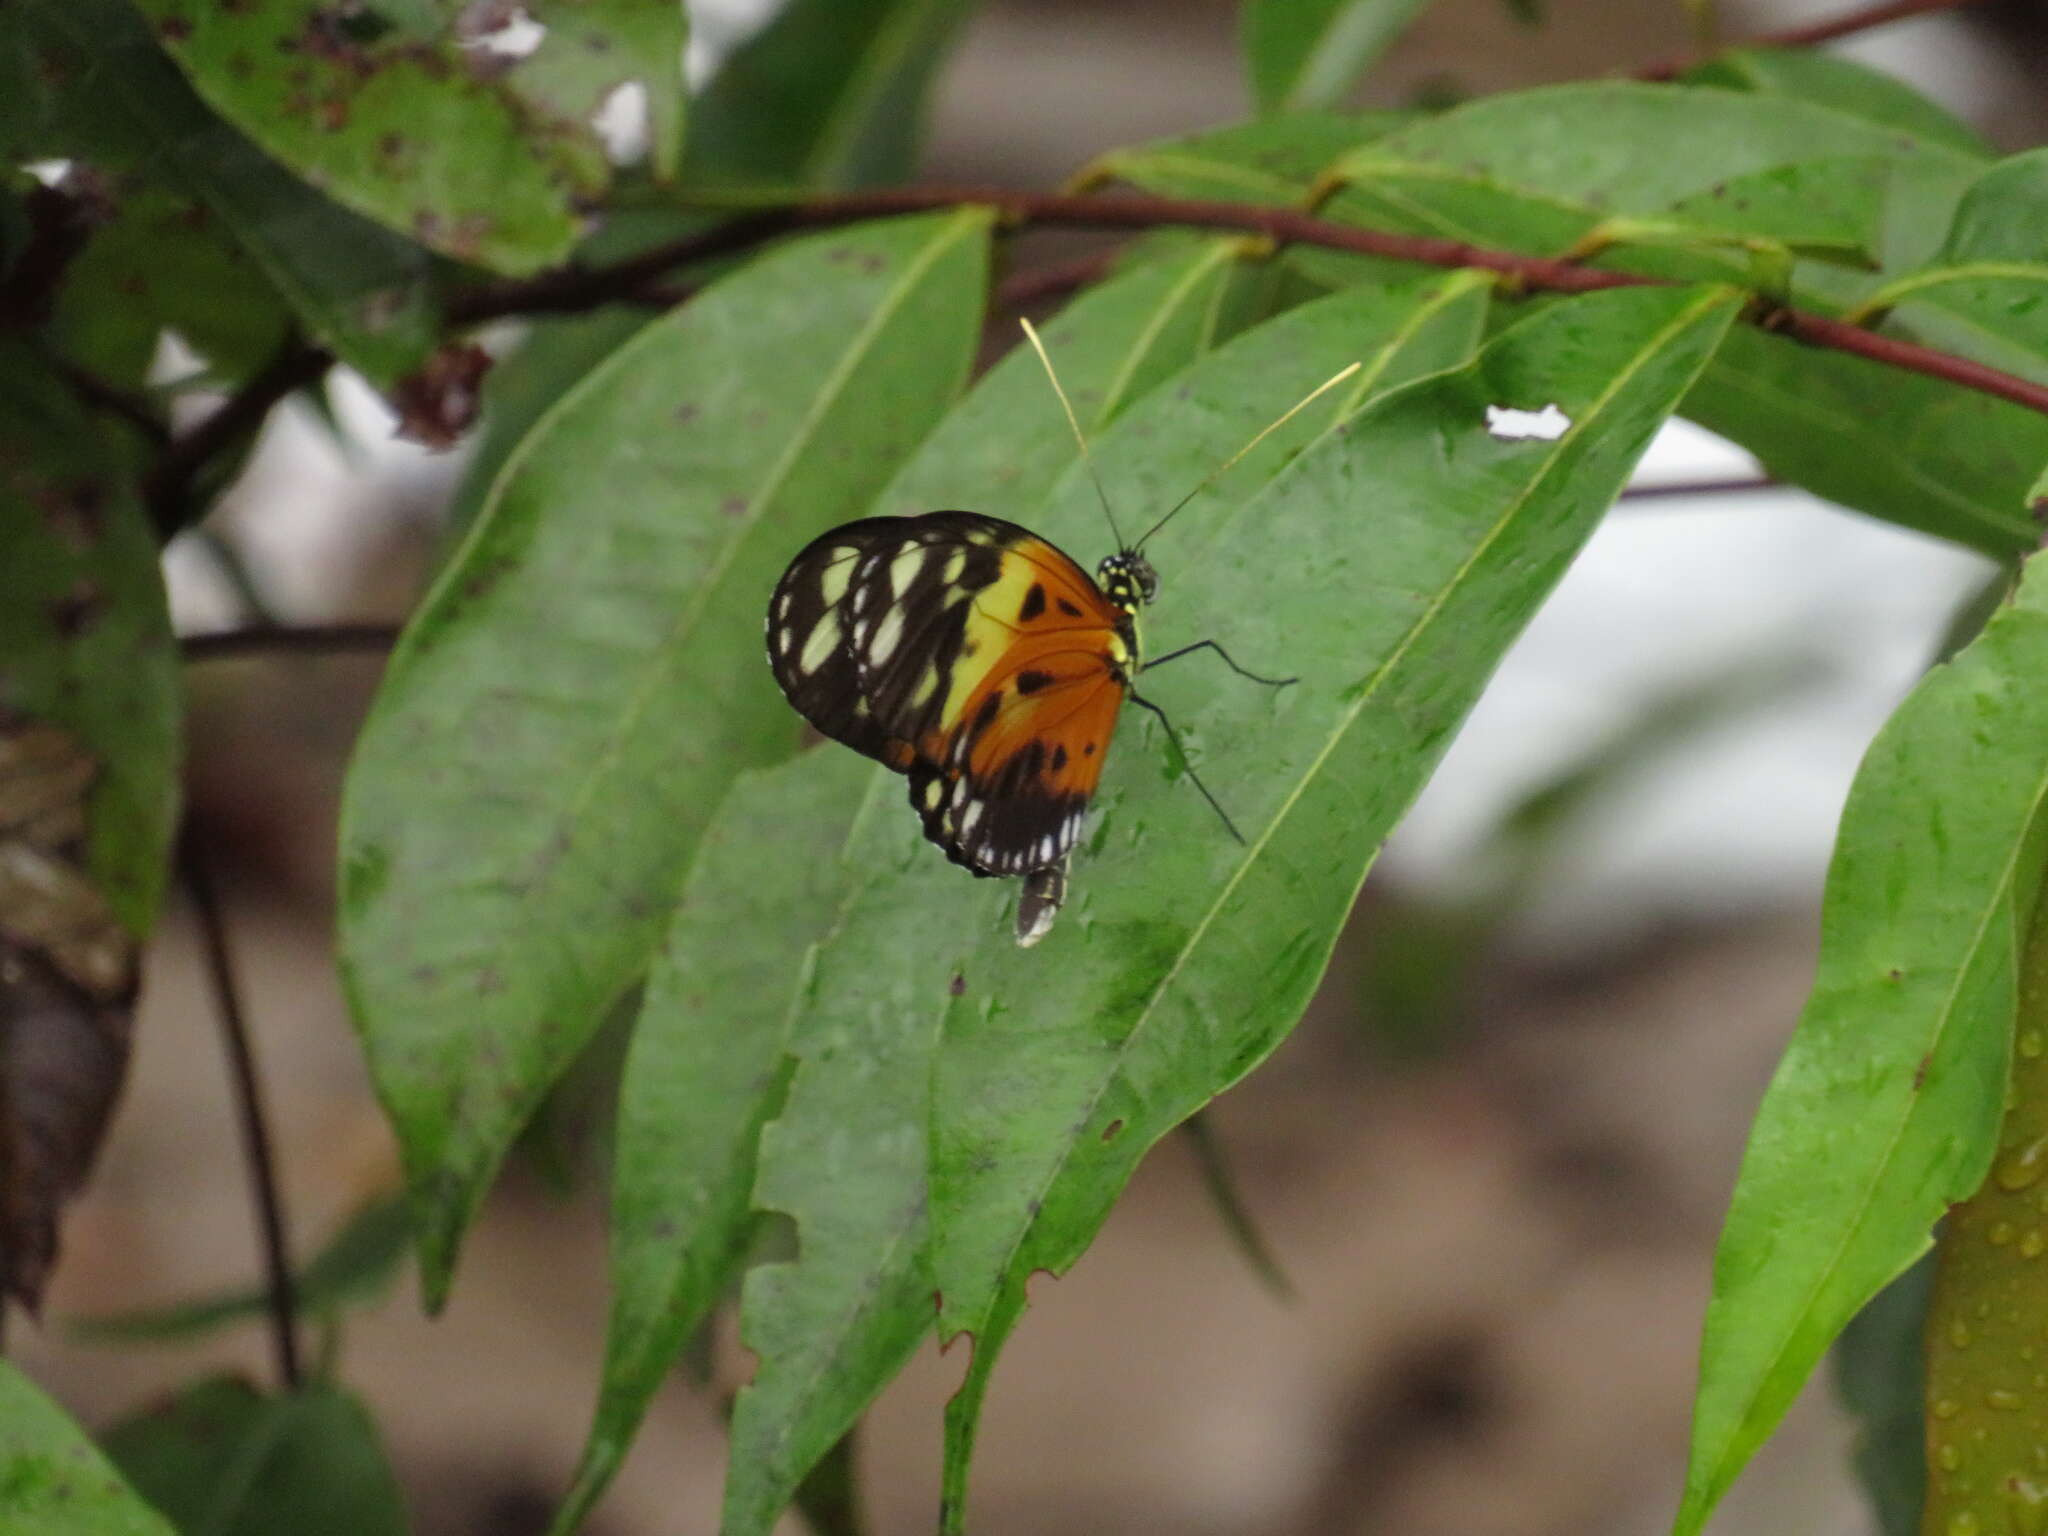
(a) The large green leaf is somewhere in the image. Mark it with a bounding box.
[0,1364,173,1535]
[338,211,991,1306]
[126,0,684,274]
[1681,325,2045,558]
[928,282,1738,1527]
[1685,47,1993,158]
[1674,553,2048,1535]
[705,247,1383,1536]
[1319,82,1983,285]
[688,0,975,188]
[102,1377,406,1536]
[13,0,435,385]
[1240,0,1434,114]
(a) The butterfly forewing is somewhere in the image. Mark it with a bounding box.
[766,512,1130,885]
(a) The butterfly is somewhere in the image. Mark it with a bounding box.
[765,320,1357,947]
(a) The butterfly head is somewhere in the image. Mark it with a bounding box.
[1096,550,1158,615]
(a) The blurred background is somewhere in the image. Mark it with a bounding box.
[16,1,2048,1532]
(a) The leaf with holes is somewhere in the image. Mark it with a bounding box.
[126,0,683,274]
[13,0,436,385]
[338,211,991,1308]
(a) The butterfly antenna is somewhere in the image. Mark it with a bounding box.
[1019,317,1126,550]
[1134,360,1363,552]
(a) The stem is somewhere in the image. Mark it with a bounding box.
[1635,0,1986,79]
[446,188,2048,422]
[181,831,302,1391]
[146,341,333,539]
[182,623,401,663]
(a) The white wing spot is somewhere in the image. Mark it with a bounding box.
[799,613,839,674]
[941,549,967,585]
[923,778,943,809]
[959,800,983,836]
[869,607,906,666]
[910,666,940,708]
[819,551,857,606]
[889,547,926,599]
[776,625,793,654]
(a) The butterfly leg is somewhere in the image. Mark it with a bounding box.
[1126,692,1247,846]
[1142,639,1295,688]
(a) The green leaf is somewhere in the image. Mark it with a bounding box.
[0,1364,173,1535]
[551,748,876,1536]
[1320,82,1983,284]
[1858,149,2048,390]
[48,185,292,387]
[930,282,1738,1529]
[1240,0,1434,114]
[701,244,1339,1536]
[0,344,179,937]
[1083,111,1411,206]
[1832,1255,1932,1536]
[688,0,977,188]
[67,1192,411,1343]
[338,210,991,1307]
[102,1377,406,1536]
[125,0,683,275]
[1673,552,2048,1536]
[13,0,436,385]
[1685,47,1993,159]
[1681,324,2045,558]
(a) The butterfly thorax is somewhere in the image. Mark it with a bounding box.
[1095,550,1156,676]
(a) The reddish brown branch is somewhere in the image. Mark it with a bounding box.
[1635,0,1986,80]
[475,187,2048,419]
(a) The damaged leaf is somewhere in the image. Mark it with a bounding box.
[0,344,181,1310]
[128,0,685,275]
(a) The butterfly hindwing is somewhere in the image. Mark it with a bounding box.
[766,511,1132,882]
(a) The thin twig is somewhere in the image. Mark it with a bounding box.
[181,831,302,1391]
[146,341,333,539]
[1180,1111,1293,1302]
[1636,0,1986,79]
[441,188,2048,423]
[1620,475,1778,501]
[182,623,401,663]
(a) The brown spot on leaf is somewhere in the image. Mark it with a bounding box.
[391,342,491,449]
[949,973,966,997]
[317,97,350,131]
[158,15,192,43]
[45,581,102,639]
[1101,1118,1124,1142]
[721,496,748,519]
